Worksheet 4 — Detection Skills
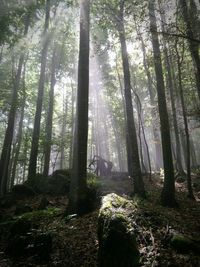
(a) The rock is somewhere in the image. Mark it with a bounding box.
[0,195,15,208]
[48,169,71,195]
[24,174,49,194]
[6,231,52,260]
[12,184,36,197]
[170,234,200,254]
[34,233,52,260]
[98,193,140,267]
[37,197,49,210]
[14,204,33,215]
[10,218,32,236]
[6,235,30,257]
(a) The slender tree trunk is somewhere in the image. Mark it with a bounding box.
[149,0,177,207]
[10,66,26,189]
[69,0,90,214]
[69,81,76,169]
[28,0,50,178]
[118,1,145,197]
[158,1,185,176]
[43,45,57,176]
[175,42,195,199]
[0,14,30,196]
[136,24,162,171]
[180,0,200,100]
[60,97,68,169]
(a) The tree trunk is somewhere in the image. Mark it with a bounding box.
[69,0,90,214]
[158,1,185,176]
[28,0,50,178]
[175,42,195,199]
[118,1,145,197]
[180,0,200,100]
[60,95,68,170]
[136,24,162,171]
[69,80,76,169]
[43,45,57,176]
[10,66,26,189]
[0,14,30,196]
[149,0,177,207]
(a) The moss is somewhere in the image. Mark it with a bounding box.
[14,207,61,222]
[170,234,200,254]
[87,172,101,189]
[98,193,140,266]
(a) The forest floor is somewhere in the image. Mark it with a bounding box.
[0,172,200,267]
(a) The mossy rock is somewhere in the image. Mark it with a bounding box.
[170,234,200,254]
[98,193,140,267]
[24,174,49,194]
[48,169,71,195]
[12,184,36,197]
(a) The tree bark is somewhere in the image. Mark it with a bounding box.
[118,1,145,197]
[69,0,90,214]
[136,24,163,171]
[158,1,185,176]
[180,0,200,101]
[0,13,30,196]
[10,65,26,189]
[175,41,195,199]
[43,45,57,176]
[28,0,50,178]
[149,0,177,207]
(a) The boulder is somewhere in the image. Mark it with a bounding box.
[14,204,33,215]
[98,193,140,267]
[12,184,36,197]
[170,234,200,254]
[34,232,52,260]
[48,169,71,195]
[37,197,49,210]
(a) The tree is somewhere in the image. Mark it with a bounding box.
[148,0,177,207]
[28,0,51,178]
[0,12,30,196]
[175,40,195,199]
[68,0,90,214]
[180,0,200,101]
[158,1,185,176]
[118,0,145,197]
[43,45,57,176]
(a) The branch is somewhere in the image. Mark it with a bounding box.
[150,30,200,44]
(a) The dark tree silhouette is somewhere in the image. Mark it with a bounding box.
[69,0,90,214]
[148,0,177,207]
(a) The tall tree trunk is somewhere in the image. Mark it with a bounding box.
[10,65,26,189]
[118,1,145,197]
[136,24,162,171]
[28,0,50,178]
[0,14,30,196]
[149,0,177,207]
[69,81,76,169]
[60,96,68,169]
[69,0,90,214]
[175,41,195,199]
[158,1,185,176]
[180,0,200,100]
[43,45,57,176]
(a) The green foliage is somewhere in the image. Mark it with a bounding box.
[87,172,100,189]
